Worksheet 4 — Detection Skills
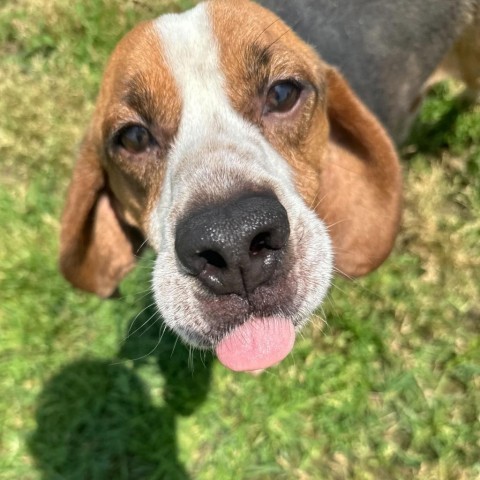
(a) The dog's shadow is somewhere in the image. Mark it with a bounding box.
[28,299,214,480]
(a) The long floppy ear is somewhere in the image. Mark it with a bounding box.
[59,133,144,297]
[317,68,402,277]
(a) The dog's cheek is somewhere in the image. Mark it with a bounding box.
[263,109,330,209]
[103,166,147,226]
[152,250,212,344]
[288,203,334,315]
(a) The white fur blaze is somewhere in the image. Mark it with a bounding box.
[148,3,333,352]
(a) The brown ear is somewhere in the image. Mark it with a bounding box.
[317,68,402,277]
[59,135,143,297]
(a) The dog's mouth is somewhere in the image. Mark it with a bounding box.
[153,243,325,372]
[151,184,333,373]
[153,245,330,372]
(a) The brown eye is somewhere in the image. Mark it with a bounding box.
[264,81,302,114]
[117,125,152,153]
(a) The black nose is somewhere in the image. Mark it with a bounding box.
[175,193,290,296]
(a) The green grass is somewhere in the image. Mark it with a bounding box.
[1,1,479,479]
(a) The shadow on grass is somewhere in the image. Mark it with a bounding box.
[29,299,214,480]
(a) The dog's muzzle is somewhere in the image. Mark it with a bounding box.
[174,192,296,371]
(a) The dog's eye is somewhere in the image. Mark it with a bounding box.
[117,125,152,153]
[264,81,302,114]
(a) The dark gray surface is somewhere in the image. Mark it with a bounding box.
[257,0,472,140]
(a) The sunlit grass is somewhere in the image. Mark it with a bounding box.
[0,1,479,479]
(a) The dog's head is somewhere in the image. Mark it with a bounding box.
[59,0,401,371]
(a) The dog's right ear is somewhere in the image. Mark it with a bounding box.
[59,130,142,298]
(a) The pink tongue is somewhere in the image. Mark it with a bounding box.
[215,317,295,372]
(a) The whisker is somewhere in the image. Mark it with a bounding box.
[170,334,180,359]
[331,264,352,279]
[310,310,329,332]
[131,254,155,264]
[125,311,159,340]
[318,306,331,334]
[136,237,150,255]
[125,302,157,339]
[139,314,161,337]
[308,188,321,210]
[311,192,329,212]
[126,288,155,303]
[330,278,350,294]
[325,218,350,230]
[111,322,168,365]
[324,291,341,321]
[331,265,386,302]
[188,346,194,372]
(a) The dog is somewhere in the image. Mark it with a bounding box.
[60,0,408,372]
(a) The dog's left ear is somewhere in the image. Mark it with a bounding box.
[317,68,402,277]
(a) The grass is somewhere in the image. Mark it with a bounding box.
[0,1,479,479]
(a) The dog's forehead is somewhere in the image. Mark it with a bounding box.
[99,1,322,131]
[106,1,288,92]
[98,20,180,131]
[152,1,320,86]
[209,0,315,68]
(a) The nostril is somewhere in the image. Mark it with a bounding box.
[250,221,289,256]
[250,232,271,255]
[198,250,227,269]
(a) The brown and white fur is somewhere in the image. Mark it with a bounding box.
[59,1,401,355]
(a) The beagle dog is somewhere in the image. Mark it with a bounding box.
[60,0,402,371]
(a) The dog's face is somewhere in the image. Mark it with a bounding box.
[60,0,401,371]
